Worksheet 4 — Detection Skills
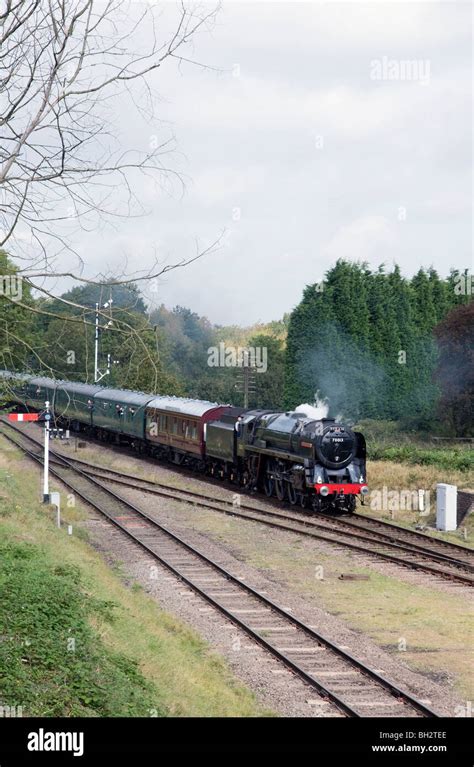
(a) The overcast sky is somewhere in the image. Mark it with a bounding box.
[57,1,473,325]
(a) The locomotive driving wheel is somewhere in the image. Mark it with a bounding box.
[241,455,259,492]
[240,468,253,491]
[263,473,274,497]
[264,460,277,496]
[287,482,298,505]
[275,478,286,501]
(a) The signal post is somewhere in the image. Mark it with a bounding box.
[8,401,51,503]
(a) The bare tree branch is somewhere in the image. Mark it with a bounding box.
[0,1,222,384]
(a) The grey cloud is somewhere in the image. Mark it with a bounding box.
[43,1,472,324]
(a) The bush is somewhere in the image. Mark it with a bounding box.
[0,540,164,717]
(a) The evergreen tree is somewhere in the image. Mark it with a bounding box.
[284,260,471,427]
[247,333,285,410]
[434,302,474,435]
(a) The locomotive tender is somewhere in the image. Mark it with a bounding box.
[0,371,368,513]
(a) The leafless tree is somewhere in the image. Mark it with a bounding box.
[0,0,222,382]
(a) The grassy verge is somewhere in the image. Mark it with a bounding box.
[0,437,271,717]
[0,540,160,716]
[369,445,473,473]
[355,419,474,473]
[361,460,474,546]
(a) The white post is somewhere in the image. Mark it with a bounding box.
[418,489,424,513]
[436,483,457,531]
[43,400,50,503]
[50,492,60,528]
[94,302,99,383]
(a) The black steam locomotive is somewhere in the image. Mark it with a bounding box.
[0,370,368,513]
[207,408,367,513]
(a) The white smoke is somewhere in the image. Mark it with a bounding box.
[295,395,329,420]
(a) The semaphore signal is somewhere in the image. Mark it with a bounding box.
[8,403,51,502]
[8,413,39,421]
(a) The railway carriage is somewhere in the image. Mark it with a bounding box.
[0,370,32,404]
[24,376,58,412]
[55,381,104,430]
[145,396,228,466]
[92,388,153,442]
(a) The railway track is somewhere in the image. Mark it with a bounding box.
[77,465,474,586]
[44,423,473,555]
[1,419,473,587]
[0,422,440,718]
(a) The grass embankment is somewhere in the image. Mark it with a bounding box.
[360,460,474,546]
[356,420,474,474]
[0,438,270,717]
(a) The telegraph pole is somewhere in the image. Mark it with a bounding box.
[236,350,256,408]
[243,352,250,408]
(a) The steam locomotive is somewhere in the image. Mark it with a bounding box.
[0,371,368,513]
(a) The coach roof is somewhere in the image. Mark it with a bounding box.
[28,376,58,388]
[146,396,223,418]
[94,388,154,406]
[0,370,32,381]
[56,381,104,396]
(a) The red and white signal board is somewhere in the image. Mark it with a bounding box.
[8,413,39,422]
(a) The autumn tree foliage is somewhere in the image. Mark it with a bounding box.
[434,302,474,436]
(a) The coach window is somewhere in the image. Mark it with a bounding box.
[191,423,198,440]
[172,418,178,435]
